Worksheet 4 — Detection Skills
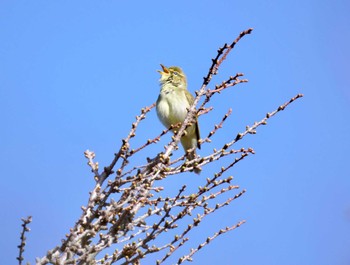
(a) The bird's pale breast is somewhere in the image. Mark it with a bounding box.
[156,89,189,128]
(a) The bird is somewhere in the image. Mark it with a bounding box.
[156,64,201,174]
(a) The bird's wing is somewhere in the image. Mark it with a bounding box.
[185,90,201,149]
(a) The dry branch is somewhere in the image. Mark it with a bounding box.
[17,28,303,265]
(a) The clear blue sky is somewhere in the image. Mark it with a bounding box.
[1,1,350,264]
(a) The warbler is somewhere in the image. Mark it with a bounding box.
[156,64,201,174]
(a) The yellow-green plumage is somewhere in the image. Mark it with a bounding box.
[156,64,201,174]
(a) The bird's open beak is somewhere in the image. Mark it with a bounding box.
[157,64,170,75]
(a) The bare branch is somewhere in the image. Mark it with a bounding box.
[29,28,303,265]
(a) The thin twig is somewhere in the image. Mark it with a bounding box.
[177,220,246,264]
[17,216,32,265]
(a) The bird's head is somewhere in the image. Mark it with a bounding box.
[158,64,187,88]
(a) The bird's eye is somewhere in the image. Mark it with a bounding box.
[173,72,178,76]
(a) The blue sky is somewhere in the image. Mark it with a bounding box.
[1,1,350,264]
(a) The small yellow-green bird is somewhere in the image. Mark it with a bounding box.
[156,64,201,174]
